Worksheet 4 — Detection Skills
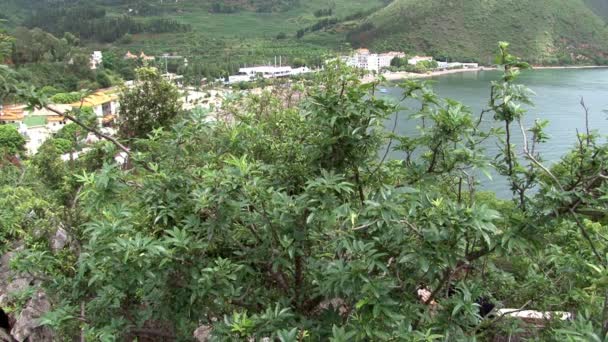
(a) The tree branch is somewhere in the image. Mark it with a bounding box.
[580,97,591,147]
[43,105,154,173]
[519,119,605,266]
[425,246,496,305]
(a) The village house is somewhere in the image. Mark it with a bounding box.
[140,52,155,62]
[1,88,120,154]
[27,105,72,133]
[0,104,67,154]
[124,51,138,60]
[124,51,155,61]
[0,105,25,125]
[408,56,434,65]
[69,90,120,127]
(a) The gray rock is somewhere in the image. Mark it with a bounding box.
[193,325,212,342]
[51,228,68,252]
[10,291,53,342]
[0,250,31,308]
[0,248,53,342]
[0,328,16,342]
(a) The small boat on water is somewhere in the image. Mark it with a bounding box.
[379,88,388,94]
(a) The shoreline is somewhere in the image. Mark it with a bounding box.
[368,65,608,83]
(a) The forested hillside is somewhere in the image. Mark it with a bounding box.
[2,0,608,65]
[352,0,608,64]
[0,0,388,79]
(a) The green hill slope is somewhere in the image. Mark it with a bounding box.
[351,0,608,64]
[585,0,608,20]
[3,0,608,66]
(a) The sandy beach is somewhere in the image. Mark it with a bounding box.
[364,65,608,83]
[360,67,492,83]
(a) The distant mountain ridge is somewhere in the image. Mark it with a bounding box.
[348,0,608,64]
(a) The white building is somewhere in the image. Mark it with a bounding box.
[227,66,312,84]
[90,51,103,70]
[340,49,406,72]
[28,105,72,133]
[68,90,120,127]
[408,56,434,65]
[462,63,479,69]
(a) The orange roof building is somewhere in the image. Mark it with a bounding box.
[139,52,155,61]
[69,90,119,108]
[47,115,66,123]
[0,105,25,123]
[125,51,138,59]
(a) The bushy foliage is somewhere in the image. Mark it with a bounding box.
[50,92,81,104]
[0,31,13,63]
[118,67,182,140]
[0,125,26,156]
[2,44,608,340]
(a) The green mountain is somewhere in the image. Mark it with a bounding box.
[585,0,608,19]
[348,0,608,64]
[0,0,386,67]
[3,0,608,65]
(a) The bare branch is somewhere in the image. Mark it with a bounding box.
[518,119,564,192]
[370,110,399,178]
[518,118,605,265]
[580,97,591,147]
[43,105,154,173]
[352,220,379,231]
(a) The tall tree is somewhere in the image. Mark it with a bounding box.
[118,67,181,140]
[0,33,13,63]
[0,125,26,156]
[0,20,13,63]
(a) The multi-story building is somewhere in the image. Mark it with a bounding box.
[340,49,406,72]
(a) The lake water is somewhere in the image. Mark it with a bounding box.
[381,68,608,197]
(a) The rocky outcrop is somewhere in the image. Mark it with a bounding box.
[0,248,53,342]
[10,291,53,342]
[0,328,16,342]
[193,325,212,342]
[51,227,68,252]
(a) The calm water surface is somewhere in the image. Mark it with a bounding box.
[382,68,608,196]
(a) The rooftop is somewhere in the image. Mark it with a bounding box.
[46,115,65,123]
[69,90,118,108]
[0,105,25,122]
